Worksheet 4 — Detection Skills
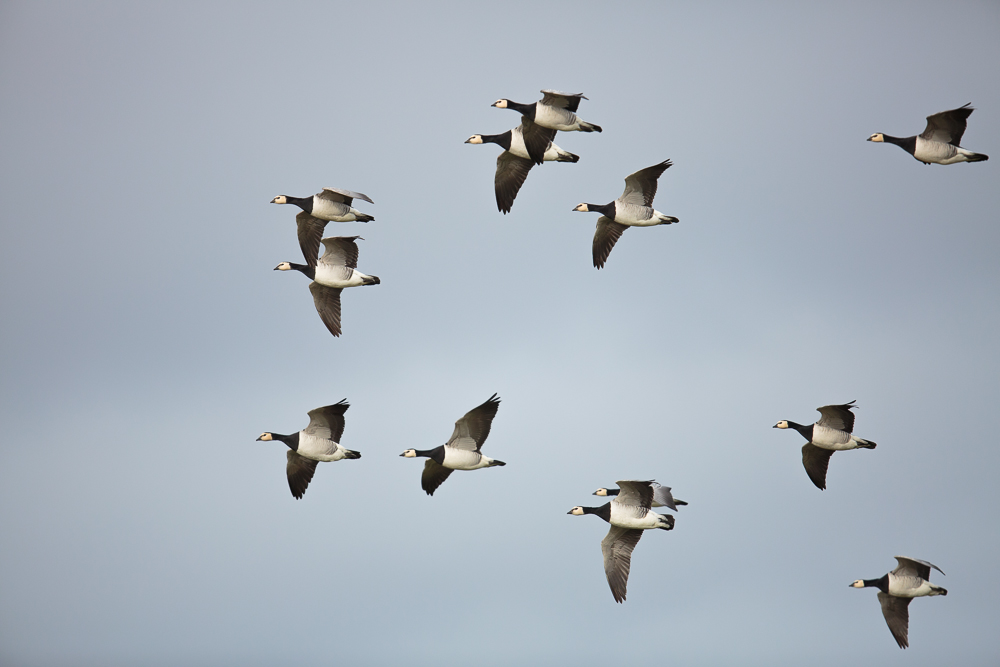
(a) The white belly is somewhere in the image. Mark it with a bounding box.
[442,447,487,470]
[296,433,342,461]
[811,425,856,450]
[508,131,566,162]
[534,105,579,131]
[914,138,958,165]
[609,503,661,529]
[311,199,357,221]
[888,574,936,598]
[314,265,367,288]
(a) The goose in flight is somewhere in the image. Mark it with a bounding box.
[400,394,505,495]
[568,480,675,603]
[492,90,602,155]
[256,400,360,499]
[573,160,679,269]
[274,236,380,337]
[867,104,988,165]
[773,400,876,490]
[271,187,375,266]
[850,556,947,649]
[593,481,687,511]
[466,117,579,214]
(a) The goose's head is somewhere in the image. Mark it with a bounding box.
[573,203,590,212]
[274,262,293,271]
[849,580,866,588]
[567,506,586,515]
[465,135,484,144]
[867,133,884,143]
[773,420,789,429]
[270,195,288,204]
[593,488,610,496]
[491,99,509,109]
[256,433,273,441]
[400,449,417,458]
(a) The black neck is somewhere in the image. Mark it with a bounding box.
[508,100,536,119]
[285,263,315,280]
[271,432,300,451]
[481,131,512,151]
[285,195,313,213]
[862,575,889,593]
[586,203,617,217]
[786,421,814,440]
[606,489,620,496]
[883,134,917,155]
[581,503,612,523]
[412,446,445,464]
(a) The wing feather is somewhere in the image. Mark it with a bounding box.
[620,160,671,207]
[877,592,911,649]
[815,401,857,433]
[593,217,628,269]
[447,394,501,451]
[304,400,349,441]
[495,152,533,214]
[286,451,318,499]
[801,443,834,490]
[601,526,643,603]
[421,459,454,496]
[308,283,343,337]
[295,212,327,267]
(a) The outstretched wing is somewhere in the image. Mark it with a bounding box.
[620,160,671,207]
[319,236,361,269]
[540,89,587,113]
[893,556,945,581]
[308,283,343,337]
[816,401,857,433]
[304,400,349,441]
[801,444,834,490]
[295,212,327,267]
[920,104,973,146]
[447,394,501,451]
[601,526,643,603]
[614,480,655,509]
[519,117,557,165]
[421,459,454,496]
[877,592,911,649]
[593,216,628,269]
[495,151,533,214]
[286,451,318,499]
[316,187,375,206]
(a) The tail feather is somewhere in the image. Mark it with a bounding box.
[344,449,361,459]
[363,275,380,285]
[355,213,374,222]
[489,459,506,467]
[674,499,688,506]
[558,151,580,163]
[859,439,876,449]
[967,152,989,162]
[580,121,602,133]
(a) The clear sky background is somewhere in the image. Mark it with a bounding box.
[1,2,998,665]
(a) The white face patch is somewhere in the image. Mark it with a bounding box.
[573,203,588,212]
[466,135,483,144]
[868,133,884,142]
[594,488,608,496]
[271,196,287,204]
[493,99,507,108]
[401,449,416,458]
[568,507,584,515]
[850,580,865,588]
[258,433,272,441]
[774,421,789,429]
[274,262,292,271]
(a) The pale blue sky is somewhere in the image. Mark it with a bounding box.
[1,2,998,665]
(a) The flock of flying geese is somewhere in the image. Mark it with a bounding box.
[259,92,989,649]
